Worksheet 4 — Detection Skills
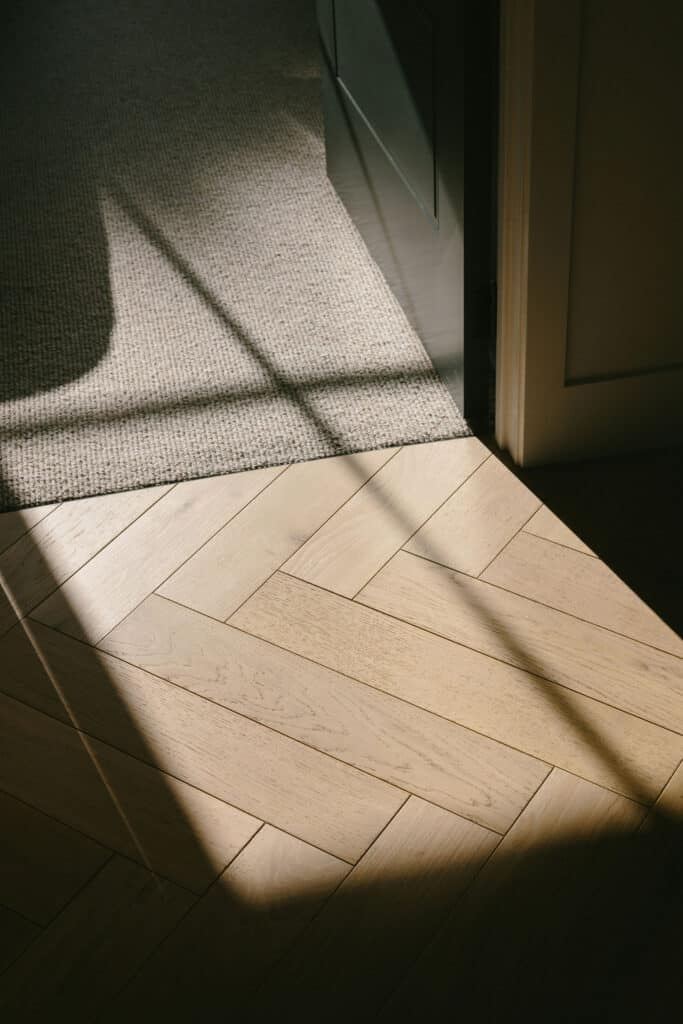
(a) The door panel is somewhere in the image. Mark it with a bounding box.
[317,0,497,422]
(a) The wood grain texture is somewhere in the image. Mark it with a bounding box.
[104,826,349,1018]
[483,530,683,656]
[255,797,498,1018]
[642,759,683,826]
[381,769,646,1017]
[231,573,683,802]
[358,551,683,734]
[0,622,402,862]
[404,455,540,575]
[159,448,395,620]
[0,486,169,637]
[283,438,488,596]
[102,595,548,833]
[0,687,260,892]
[31,468,282,644]
[524,503,595,554]
[0,791,109,926]
[0,855,193,1020]
[0,504,58,556]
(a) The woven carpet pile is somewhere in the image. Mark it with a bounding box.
[0,0,468,510]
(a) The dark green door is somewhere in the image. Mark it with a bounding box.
[317,0,497,423]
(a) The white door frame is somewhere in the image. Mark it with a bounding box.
[495,0,683,466]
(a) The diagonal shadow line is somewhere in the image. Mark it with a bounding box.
[110,183,382,459]
[0,360,462,443]
[111,185,673,810]
[0,467,222,895]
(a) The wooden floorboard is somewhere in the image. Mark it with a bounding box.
[380,770,647,1018]
[358,550,683,734]
[231,572,683,802]
[524,503,595,555]
[103,826,349,1019]
[0,790,109,926]
[0,503,58,556]
[0,856,193,1020]
[31,468,282,644]
[254,796,498,1018]
[102,594,548,833]
[0,906,40,977]
[0,622,403,863]
[159,448,395,620]
[0,687,261,892]
[404,454,541,576]
[282,438,488,597]
[482,530,683,656]
[1,439,680,1017]
[0,486,169,637]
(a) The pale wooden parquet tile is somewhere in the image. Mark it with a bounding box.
[380,770,646,1018]
[0,622,402,862]
[642,759,683,824]
[102,595,548,833]
[159,448,395,620]
[0,856,193,1020]
[282,437,488,597]
[0,790,109,926]
[0,503,58,556]
[0,686,260,892]
[31,467,282,644]
[254,796,498,1018]
[231,572,683,801]
[482,530,683,656]
[358,550,683,734]
[524,504,595,555]
[404,455,541,576]
[1,444,680,1020]
[0,486,170,637]
[103,826,349,1019]
[0,907,39,976]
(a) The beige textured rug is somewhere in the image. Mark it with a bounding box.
[0,0,468,510]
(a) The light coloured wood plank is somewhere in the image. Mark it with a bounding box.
[255,797,498,1017]
[31,467,283,644]
[382,770,646,1017]
[0,907,39,975]
[0,855,193,1020]
[0,622,403,862]
[231,573,683,802]
[357,551,683,734]
[282,437,488,597]
[0,686,261,892]
[0,503,58,555]
[159,448,395,620]
[524,503,595,554]
[404,455,541,575]
[641,760,683,828]
[102,595,548,833]
[0,486,170,637]
[482,530,683,656]
[0,790,109,925]
[104,825,349,1018]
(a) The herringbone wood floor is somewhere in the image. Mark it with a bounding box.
[0,437,681,1020]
